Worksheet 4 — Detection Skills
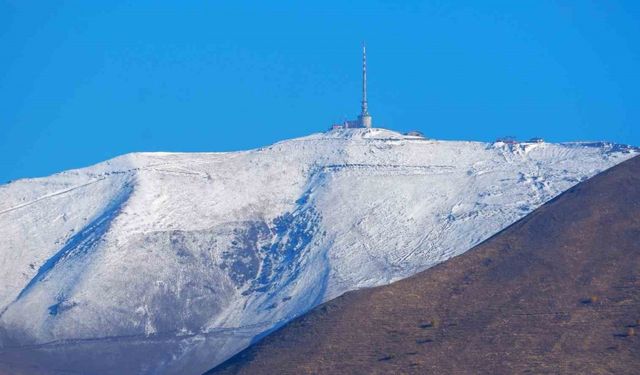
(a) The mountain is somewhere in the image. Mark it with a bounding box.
[0,128,636,375]
[208,154,640,375]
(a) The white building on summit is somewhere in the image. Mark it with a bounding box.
[332,44,373,129]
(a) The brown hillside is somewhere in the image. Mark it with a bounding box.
[208,155,640,375]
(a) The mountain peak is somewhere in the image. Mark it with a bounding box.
[0,132,637,375]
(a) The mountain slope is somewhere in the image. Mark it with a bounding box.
[208,155,640,375]
[0,129,637,375]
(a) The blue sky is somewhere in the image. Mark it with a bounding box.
[1,1,639,182]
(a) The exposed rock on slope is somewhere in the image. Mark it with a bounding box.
[209,155,640,375]
[0,129,636,374]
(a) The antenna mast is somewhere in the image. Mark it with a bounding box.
[358,43,372,128]
[361,43,368,116]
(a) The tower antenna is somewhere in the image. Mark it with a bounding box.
[362,43,368,116]
[359,42,372,128]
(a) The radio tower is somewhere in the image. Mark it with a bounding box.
[358,43,372,128]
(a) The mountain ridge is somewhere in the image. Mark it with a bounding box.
[0,129,637,374]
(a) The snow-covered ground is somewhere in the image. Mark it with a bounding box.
[0,128,636,375]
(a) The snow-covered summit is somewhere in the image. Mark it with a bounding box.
[0,129,637,375]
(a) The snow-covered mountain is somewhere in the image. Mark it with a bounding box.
[0,128,636,375]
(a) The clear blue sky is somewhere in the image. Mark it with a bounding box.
[1,1,639,182]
